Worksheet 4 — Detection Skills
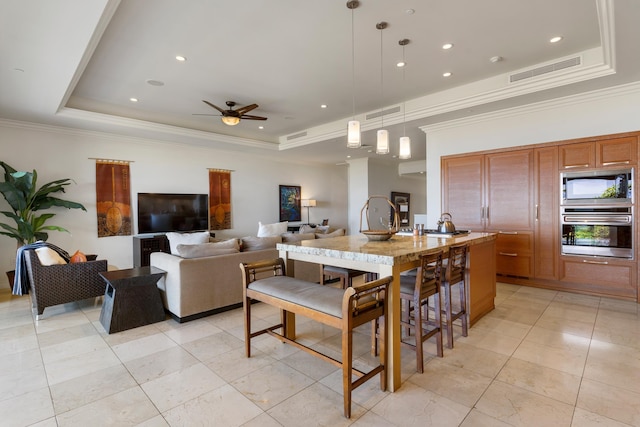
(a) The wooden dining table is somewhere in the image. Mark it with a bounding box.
[278,231,497,392]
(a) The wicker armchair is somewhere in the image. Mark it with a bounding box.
[24,249,108,316]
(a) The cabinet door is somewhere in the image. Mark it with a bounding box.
[485,150,534,230]
[494,231,533,277]
[560,257,637,299]
[560,142,594,169]
[534,147,559,280]
[596,136,638,167]
[442,155,484,230]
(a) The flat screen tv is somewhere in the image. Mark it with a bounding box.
[137,193,209,234]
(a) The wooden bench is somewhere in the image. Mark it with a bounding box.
[240,258,390,418]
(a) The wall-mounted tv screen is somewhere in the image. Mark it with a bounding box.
[137,193,209,234]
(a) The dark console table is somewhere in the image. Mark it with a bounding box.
[99,266,166,334]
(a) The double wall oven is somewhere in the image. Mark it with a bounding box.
[561,168,634,259]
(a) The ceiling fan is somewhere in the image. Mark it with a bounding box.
[197,100,268,126]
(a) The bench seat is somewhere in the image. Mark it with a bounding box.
[240,258,390,418]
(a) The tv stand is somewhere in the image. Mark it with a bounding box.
[133,235,170,267]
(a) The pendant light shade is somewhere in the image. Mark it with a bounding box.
[398,136,411,159]
[347,120,361,148]
[346,1,360,148]
[398,38,412,160]
[376,129,389,154]
[375,21,388,155]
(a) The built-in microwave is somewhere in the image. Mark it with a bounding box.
[561,168,633,205]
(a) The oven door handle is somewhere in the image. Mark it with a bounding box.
[563,216,631,223]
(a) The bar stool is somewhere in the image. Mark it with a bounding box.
[372,251,444,373]
[441,243,468,349]
[320,265,375,289]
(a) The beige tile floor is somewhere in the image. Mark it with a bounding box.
[1,282,639,426]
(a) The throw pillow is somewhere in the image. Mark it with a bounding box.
[166,231,210,254]
[206,238,239,251]
[70,250,87,263]
[315,228,345,239]
[315,225,330,233]
[298,224,317,234]
[257,221,288,237]
[241,236,282,251]
[281,232,316,243]
[175,244,239,259]
[35,247,67,266]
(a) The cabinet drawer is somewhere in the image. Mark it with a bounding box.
[560,257,637,299]
[494,231,533,277]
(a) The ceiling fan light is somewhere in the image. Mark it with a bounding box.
[221,116,240,126]
[376,129,389,154]
[347,120,361,148]
[399,136,412,159]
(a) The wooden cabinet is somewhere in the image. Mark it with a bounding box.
[133,235,170,267]
[495,231,533,277]
[560,256,637,300]
[534,147,559,280]
[442,150,533,231]
[442,154,484,230]
[560,136,637,169]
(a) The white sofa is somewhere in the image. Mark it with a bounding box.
[150,231,343,322]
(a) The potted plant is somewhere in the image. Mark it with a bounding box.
[0,161,86,286]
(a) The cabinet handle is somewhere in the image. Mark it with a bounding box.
[499,231,518,235]
[481,206,485,220]
[563,164,590,169]
[602,161,630,166]
[582,259,609,265]
[486,206,489,220]
[535,204,539,221]
[499,252,518,257]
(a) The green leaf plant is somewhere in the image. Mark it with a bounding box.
[0,161,86,246]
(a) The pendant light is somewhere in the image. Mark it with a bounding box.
[376,22,389,155]
[398,38,412,160]
[346,1,361,148]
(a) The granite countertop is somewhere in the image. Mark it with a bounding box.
[277,232,496,266]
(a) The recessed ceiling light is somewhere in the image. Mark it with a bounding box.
[442,43,453,50]
[550,36,563,43]
[129,97,138,102]
[175,55,186,62]
[258,126,264,129]
[146,79,164,86]
[490,56,503,63]
[396,61,406,67]
[321,104,327,109]
[443,72,452,77]
[405,9,415,15]
[347,155,352,159]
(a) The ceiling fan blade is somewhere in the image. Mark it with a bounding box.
[240,114,268,121]
[192,113,219,116]
[235,104,258,115]
[202,100,226,115]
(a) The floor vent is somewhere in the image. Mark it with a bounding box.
[286,131,308,140]
[366,106,401,121]
[509,56,581,83]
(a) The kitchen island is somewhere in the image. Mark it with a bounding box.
[277,231,497,391]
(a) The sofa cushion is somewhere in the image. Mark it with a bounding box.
[315,228,345,239]
[257,221,288,237]
[241,236,282,251]
[206,238,240,250]
[175,244,239,259]
[35,247,67,266]
[282,232,316,243]
[166,231,210,254]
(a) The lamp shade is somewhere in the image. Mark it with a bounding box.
[221,116,240,126]
[376,129,389,154]
[398,136,412,159]
[301,199,316,207]
[347,120,361,148]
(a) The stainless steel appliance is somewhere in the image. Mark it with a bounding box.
[561,168,633,205]
[561,206,633,258]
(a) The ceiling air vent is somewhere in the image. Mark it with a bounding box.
[509,56,581,83]
[286,131,308,141]
[366,106,401,121]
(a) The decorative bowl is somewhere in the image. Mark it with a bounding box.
[361,230,396,241]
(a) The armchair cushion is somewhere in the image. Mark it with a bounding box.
[35,247,67,266]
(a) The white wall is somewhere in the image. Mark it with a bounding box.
[422,82,640,227]
[0,121,348,283]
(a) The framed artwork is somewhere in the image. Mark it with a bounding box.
[391,191,410,226]
[279,185,301,222]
